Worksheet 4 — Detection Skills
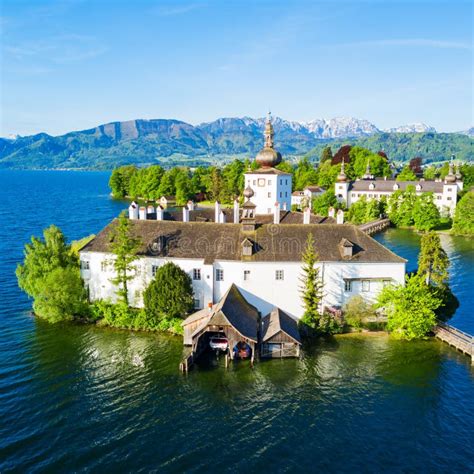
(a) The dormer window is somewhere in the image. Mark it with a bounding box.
[369,183,375,190]
[416,184,422,191]
[393,184,399,191]
[339,238,354,258]
[241,238,253,256]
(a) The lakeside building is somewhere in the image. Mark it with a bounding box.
[291,186,325,209]
[335,159,463,217]
[79,115,406,324]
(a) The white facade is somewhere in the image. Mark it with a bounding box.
[335,179,459,217]
[244,172,292,214]
[80,251,405,320]
[291,186,325,209]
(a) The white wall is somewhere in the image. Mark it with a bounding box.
[245,173,292,214]
[80,251,405,320]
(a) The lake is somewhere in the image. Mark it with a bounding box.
[0,170,473,473]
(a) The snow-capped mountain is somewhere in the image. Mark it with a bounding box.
[302,117,380,138]
[385,123,437,133]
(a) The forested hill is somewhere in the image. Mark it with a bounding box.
[1,117,472,170]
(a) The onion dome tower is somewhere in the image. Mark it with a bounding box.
[337,158,347,182]
[362,158,372,180]
[255,112,282,168]
[445,156,456,183]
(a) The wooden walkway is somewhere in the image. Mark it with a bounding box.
[434,323,473,364]
[358,218,391,235]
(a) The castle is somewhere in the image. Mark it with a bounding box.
[335,158,463,217]
[79,115,406,323]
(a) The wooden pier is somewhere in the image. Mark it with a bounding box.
[434,323,473,365]
[358,218,391,235]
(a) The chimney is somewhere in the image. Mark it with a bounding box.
[156,205,164,221]
[274,201,280,224]
[139,206,146,220]
[233,199,240,223]
[336,209,344,224]
[128,201,139,220]
[182,205,189,222]
[219,210,226,223]
[282,202,287,211]
[187,200,195,211]
[207,302,213,312]
[303,207,311,224]
[328,207,335,218]
[215,201,221,223]
[147,205,154,215]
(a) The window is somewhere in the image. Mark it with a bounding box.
[193,268,201,280]
[437,195,442,200]
[253,180,256,185]
[216,269,224,281]
[362,280,370,292]
[275,270,284,281]
[193,298,201,309]
[81,260,90,270]
[447,197,452,201]
[352,193,355,197]
[447,188,452,192]
[268,180,272,185]
[285,192,288,197]
[268,192,271,198]
[344,280,352,292]
[244,270,250,281]
[100,261,107,272]
[280,179,283,185]
[152,265,159,277]
[279,191,282,198]
[258,178,265,187]
[338,185,343,190]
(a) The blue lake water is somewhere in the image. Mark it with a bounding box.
[0,170,473,473]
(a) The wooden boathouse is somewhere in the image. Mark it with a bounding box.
[181,284,259,371]
[261,308,301,358]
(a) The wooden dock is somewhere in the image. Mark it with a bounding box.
[358,218,391,235]
[434,323,473,365]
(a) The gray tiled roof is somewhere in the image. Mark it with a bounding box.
[261,307,301,343]
[82,219,405,264]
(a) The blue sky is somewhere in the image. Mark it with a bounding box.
[1,0,472,136]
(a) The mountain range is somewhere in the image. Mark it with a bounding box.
[1,117,472,170]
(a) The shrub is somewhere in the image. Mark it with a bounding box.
[343,295,377,330]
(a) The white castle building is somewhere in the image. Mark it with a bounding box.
[335,159,463,217]
[80,115,406,321]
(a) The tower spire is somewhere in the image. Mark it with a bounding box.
[337,157,347,182]
[264,111,274,148]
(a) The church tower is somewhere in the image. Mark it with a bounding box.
[243,113,292,214]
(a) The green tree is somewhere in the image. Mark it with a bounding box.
[157,169,177,197]
[423,165,438,180]
[33,267,87,323]
[294,157,318,190]
[396,165,417,181]
[191,166,210,195]
[109,166,137,198]
[376,273,441,340]
[16,225,87,322]
[417,232,449,288]
[452,190,474,235]
[222,159,245,201]
[412,193,441,231]
[312,190,339,216]
[347,196,369,224]
[299,233,324,333]
[143,262,194,321]
[317,160,339,188]
[348,146,390,179]
[175,172,194,205]
[397,186,417,226]
[110,212,141,306]
[207,167,224,201]
[320,146,333,163]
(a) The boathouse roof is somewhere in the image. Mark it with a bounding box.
[261,307,301,344]
[183,284,259,342]
[82,219,405,264]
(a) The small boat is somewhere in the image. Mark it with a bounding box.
[209,335,228,352]
[233,341,251,359]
